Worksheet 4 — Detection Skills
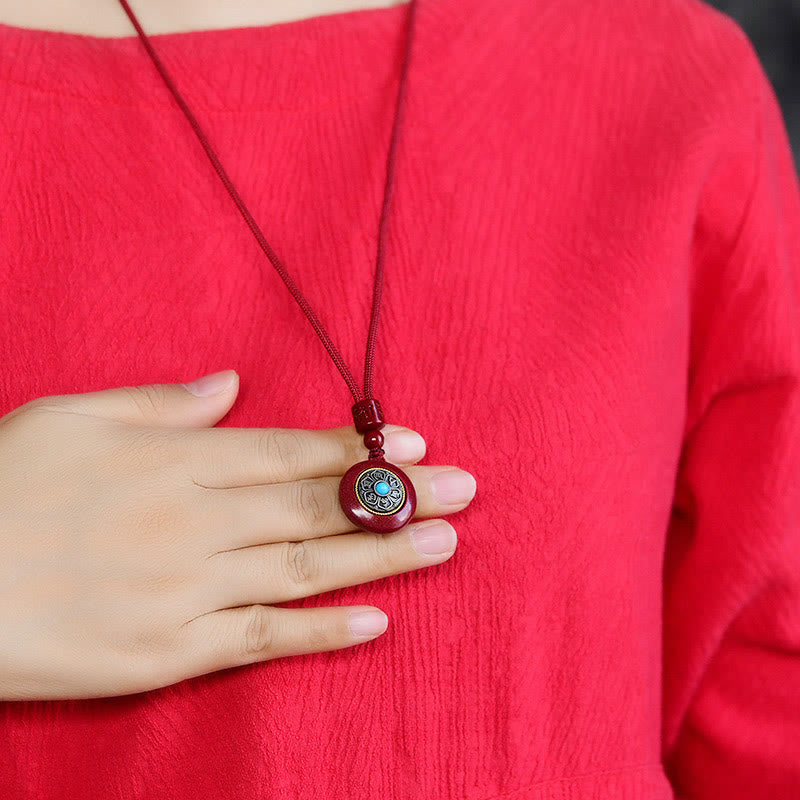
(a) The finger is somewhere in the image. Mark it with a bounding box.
[205,518,457,610]
[20,370,240,428]
[178,604,389,676]
[186,423,426,487]
[201,464,476,551]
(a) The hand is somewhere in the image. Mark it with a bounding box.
[0,370,476,700]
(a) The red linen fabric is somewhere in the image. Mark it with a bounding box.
[0,1,798,797]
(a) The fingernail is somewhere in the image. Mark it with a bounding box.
[410,520,457,556]
[182,370,236,397]
[383,429,426,464]
[431,469,477,505]
[348,610,389,638]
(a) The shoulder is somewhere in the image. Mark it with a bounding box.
[439,0,776,181]
[503,0,755,55]
[482,0,768,123]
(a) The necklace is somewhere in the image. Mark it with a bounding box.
[116,0,419,533]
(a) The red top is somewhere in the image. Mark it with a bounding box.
[1,1,799,798]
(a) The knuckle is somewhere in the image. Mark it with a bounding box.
[1,398,64,431]
[258,429,304,481]
[122,428,175,473]
[123,652,170,693]
[126,618,174,659]
[8,397,47,418]
[294,479,336,532]
[122,492,194,555]
[370,533,395,573]
[117,623,177,691]
[243,605,275,656]
[339,426,366,465]
[136,560,190,596]
[305,624,332,652]
[121,383,171,419]
[0,403,41,438]
[281,540,317,587]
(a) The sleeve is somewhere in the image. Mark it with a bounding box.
[661,22,800,799]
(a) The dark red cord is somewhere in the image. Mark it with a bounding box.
[115,0,418,404]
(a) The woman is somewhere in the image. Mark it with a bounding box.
[0,0,798,797]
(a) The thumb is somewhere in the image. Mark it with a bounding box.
[32,369,239,427]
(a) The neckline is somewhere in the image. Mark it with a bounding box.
[0,2,413,41]
[0,0,464,113]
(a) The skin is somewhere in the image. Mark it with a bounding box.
[0,371,476,699]
[0,0,411,36]
[0,2,467,700]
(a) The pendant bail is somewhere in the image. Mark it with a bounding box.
[352,398,385,459]
[352,397,384,433]
[342,399,416,531]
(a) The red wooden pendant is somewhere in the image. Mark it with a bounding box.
[339,457,416,533]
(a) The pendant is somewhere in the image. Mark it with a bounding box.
[339,457,416,533]
[339,398,417,533]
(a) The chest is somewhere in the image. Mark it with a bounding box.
[1,87,688,444]
[0,45,692,783]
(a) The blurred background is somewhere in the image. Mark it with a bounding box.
[708,0,800,170]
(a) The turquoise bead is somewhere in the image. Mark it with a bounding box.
[375,480,390,496]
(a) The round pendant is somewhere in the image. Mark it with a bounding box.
[339,457,416,533]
